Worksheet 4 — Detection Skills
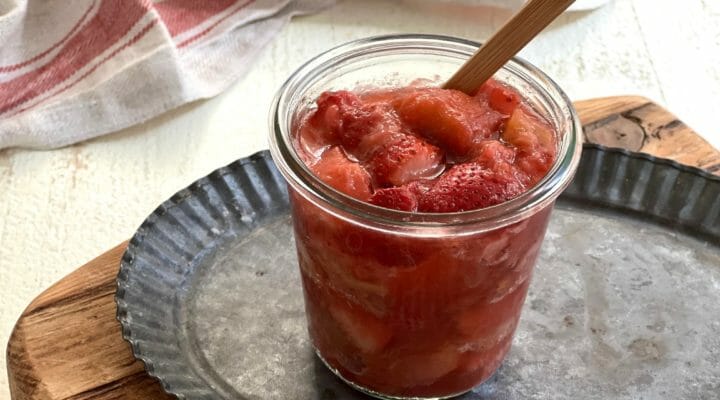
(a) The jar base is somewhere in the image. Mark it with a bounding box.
[315,349,474,400]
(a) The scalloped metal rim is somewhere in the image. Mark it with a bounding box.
[115,144,720,399]
[116,150,286,399]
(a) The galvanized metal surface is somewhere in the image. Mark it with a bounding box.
[117,147,720,400]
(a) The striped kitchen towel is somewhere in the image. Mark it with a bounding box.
[0,0,333,150]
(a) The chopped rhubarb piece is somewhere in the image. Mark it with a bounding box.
[310,146,372,201]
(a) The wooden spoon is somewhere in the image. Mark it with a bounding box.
[444,0,576,94]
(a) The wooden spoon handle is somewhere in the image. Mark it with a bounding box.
[444,0,575,94]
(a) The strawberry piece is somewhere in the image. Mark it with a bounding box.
[330,303,393,354]
[369,187,418,211]
[476,79,521,116]
[310,91,381,151]
[353,114,402,162]
[469,140,527,186]
[338,105,390,151]
[297,92,351,160]
[471,140,516,169]
[309,91,359,141]
[313,90,410,158]
[515,154,553,186]
[418,162,524,212]
[394,88,503,158]
[311,146,373,201]
[365,134,444,187]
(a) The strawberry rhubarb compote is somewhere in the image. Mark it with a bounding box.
[296,80,556,212]
[269,34,581,400]
[290,81,556,397]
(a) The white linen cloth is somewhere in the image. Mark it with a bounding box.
[0,0,333,150]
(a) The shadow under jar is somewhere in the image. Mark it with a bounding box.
[269,34,582,399]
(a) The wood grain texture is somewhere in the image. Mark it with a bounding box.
[443,0,575,93]
[575,96,720,173]
[6,97,719,400]
[6,242,174,400]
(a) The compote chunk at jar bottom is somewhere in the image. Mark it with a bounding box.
[290,79,558,398]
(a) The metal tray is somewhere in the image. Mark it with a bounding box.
[116,144,720,400]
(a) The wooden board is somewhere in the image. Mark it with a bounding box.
[7,97,720,400]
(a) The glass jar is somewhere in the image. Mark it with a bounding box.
[269,34,582,399]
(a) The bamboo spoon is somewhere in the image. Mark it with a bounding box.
[444,0,576,94]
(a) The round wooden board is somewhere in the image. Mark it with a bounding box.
[6,97,720,400]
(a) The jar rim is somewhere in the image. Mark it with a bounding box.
[269,34,583,234]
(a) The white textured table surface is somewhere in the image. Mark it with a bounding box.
[1,1,718,398]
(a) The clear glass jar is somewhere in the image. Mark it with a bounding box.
[269,34,582,399]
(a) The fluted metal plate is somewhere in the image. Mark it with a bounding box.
[117,145,720,400]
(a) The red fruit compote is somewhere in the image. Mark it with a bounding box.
[269,35,582,399]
